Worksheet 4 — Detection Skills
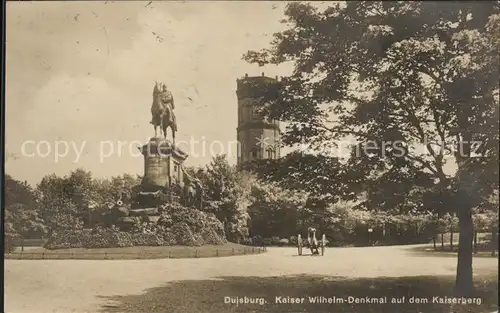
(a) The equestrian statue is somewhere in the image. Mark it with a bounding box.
[151,81,177,142]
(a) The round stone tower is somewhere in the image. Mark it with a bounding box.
[236,73,281,165]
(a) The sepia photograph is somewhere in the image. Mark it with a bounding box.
[3,1,499,313]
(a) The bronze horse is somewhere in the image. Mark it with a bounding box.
[151,82,177,142]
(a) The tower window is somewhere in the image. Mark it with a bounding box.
[266,148,275,159]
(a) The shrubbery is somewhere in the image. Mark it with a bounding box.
[45,228,132,249]
[251,235,263,246]
[4,234,20,253]
[44,203,226,249]
[262,238,272,246]
[279,238,289,246]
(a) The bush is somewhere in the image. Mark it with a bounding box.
[132,232,165,246]
[242,237,253,246]
[45,228,135,249]
[252,235,264,246]
[289,236,298,245]
[270,236,281,246]
[279,238,290,246]
[163,231,177,245]
[262,238,272,246]
[200,227,227,245]
[158,203,226,243]
[4,235,20,253]
[170,222,203,246]
[45,203,227,249]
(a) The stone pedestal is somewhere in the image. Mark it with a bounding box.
[115,138,203,231]
[139,137,189,190]
[115,138,190,229]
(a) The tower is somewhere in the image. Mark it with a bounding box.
[236,73,281,165]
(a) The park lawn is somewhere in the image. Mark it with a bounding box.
[408,244,497,258]
[99,270,498,313]
[5,243,265,260]
[435,232,492,244]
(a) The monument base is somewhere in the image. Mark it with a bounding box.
[112,138,197,229]
[139,137,189,190]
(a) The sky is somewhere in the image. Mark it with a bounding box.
[5,1,300,186]
[5,1,460,187]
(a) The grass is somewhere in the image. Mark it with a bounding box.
[423,232,498,256]
[98,272,498,313]
[435,232,492,243]
[4,243,266,260]
[409,244,497,258]
[426,232,497,256]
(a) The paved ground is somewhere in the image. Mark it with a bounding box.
[4,245,498,313]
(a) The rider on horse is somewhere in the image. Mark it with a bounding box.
[151,82,177,139]
[151,84,175,123]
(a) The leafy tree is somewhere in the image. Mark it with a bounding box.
[5,203,47,239]
[4,211,18,238]
[198,155,250,242]
[4,174,37,208]
[244,2,499,295]
[247,181,306,238]
[36,173,83,233]
[35,169,101,232]
[477,193,500,255]
[80,173,142,227]
[96,174,142,205]
[65,169,95,209]
[36,170,143,231]
[3,213,19,252]
[4,175,46,241]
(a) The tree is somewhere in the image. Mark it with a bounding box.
[36,169,143,231]
[198,155,250,242]
[36,171,85,233]
[5,174,37,208]
[4,212,20,253]
[5,203,47,239]
[82,173,142,227]
[247,181,306,238]
[96,174,142,206]
[476,192,500,255]
[244,2,499,295]
[4,175,46,241]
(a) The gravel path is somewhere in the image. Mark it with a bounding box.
[5,245,498,313]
